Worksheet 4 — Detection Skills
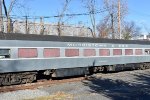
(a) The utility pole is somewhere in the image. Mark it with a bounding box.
[25,16,28,34]
[2,0,11,33]
[118,0,121,39]
[111,13,114,39]
[40,17,44,35]
[0,0,3,32]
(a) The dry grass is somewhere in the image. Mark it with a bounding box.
[25,91,73,100]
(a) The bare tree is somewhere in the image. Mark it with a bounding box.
[3,0,34,34]
[18,1,34,34]
[87,0,97,37]
[103,0,116,38]
[97,15,110,38]
[142,23,150,35]
[2,0,18,33]
[100,0,128,39]
[0,0,3,32]
[8,0,18,15]
[57,0,72,36]
[122,21,141,40]
[2,0,18,16]
[82,0,97,37]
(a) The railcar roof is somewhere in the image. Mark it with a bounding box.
[0,33,150,45]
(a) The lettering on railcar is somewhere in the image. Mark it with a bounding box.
[67,43,129,48]
[119,44,128,48]
[67,43,106,47]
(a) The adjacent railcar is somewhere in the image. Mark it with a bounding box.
[0,33,150,85]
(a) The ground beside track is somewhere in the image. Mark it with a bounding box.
[1,69,150,100]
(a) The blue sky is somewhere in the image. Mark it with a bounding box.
[127,0,150,34]
[5,0,150,34]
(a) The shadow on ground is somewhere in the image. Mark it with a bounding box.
[83,72,150,100]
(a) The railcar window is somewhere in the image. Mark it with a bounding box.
[99,49,110,56]
[135,49,143,55]
[0,49,10,58]
[145,49,150,55]
[113,49,122,55]
[18,48,38,58]
[125,49,133,55]
[44,48,60,57]
[65,49,79,57]
[83,49,96,56]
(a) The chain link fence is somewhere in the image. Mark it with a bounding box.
[1,18,93,37]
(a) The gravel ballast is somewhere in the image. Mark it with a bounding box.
[1,69,150,100]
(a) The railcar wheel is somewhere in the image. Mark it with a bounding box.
[139,64,145,70]
[11,74,22,85]
[0,72,37,86]
[147,63,150,69]
[21,72,37,84]
[144,63,150,69]
[26,74,36,83]
[0,77,2,85]
[106,65,116,72]
[1,74,22,86]
[2,74,11,86]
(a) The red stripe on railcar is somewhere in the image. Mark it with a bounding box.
[84,49,96,56]
[135,49,143,55]
[99,49,110,56]
[65,49,79,57]
[113,49,122,55]
[18,48,38,58]
[125,49,133,55]
[44,48,60,57]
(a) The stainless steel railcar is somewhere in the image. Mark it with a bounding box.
[0,33,150,85]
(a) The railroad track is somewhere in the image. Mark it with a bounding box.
[0,76,88,93]
[0,70,143,93]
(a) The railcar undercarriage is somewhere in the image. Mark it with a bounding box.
[0,72,37,86]
[1,62,150,86]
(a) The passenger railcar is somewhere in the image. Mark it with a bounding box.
[0,33,150,85]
